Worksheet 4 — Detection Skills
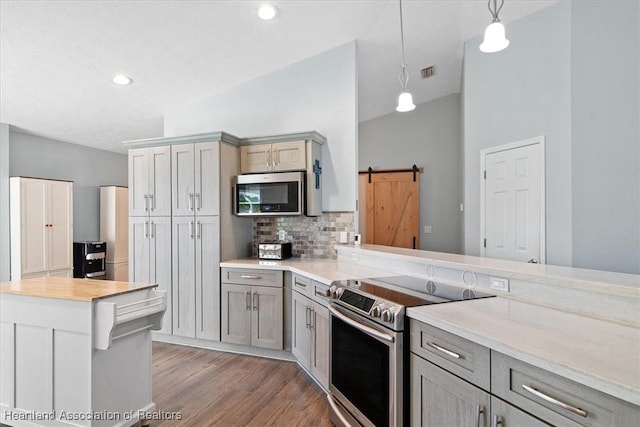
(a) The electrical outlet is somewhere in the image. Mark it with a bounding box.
[278,230,286,241]
[423,226,433,234]
[490,277,510,292]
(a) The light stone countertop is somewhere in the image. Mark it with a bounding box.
[408,297,640,406]
[220,258,396,285]
[338,244,640,296]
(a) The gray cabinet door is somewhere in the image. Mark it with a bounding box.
[171,144,195,217]
[411,353,490,427]
[172,217,196,338]
[194,142,220,216]
[291,290,311,368]
[129,216,150,284]
[251,285,283,350]
[149,145,172,217]
[491,397,551,427]
[221,283,251,346]
[128,148,149,217]
[310,301,329,390]
[150,216,172,334]
[195,216,220,341]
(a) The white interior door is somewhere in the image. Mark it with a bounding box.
[482,138,545,263]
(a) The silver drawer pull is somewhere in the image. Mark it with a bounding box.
[522,384,588,417]
[295,280,307,288]
[240,275,260,279]
[427,341,461,359]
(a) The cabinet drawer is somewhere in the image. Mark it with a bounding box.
[221,268,283,288]
[492,351,640,427]
[309,280,330,306]
[292,273,312,296]
[410,320,490,390]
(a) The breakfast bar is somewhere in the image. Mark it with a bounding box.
[0,277,166,427]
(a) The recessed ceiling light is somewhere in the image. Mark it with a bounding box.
[258,4,277,20]
[112,75,133,85]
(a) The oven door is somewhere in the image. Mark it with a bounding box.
[328,303,403,427]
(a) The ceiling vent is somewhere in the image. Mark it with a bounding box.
[421,66,435,79]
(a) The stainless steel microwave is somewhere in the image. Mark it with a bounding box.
[234,172,304,216]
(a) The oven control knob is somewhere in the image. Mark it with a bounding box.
[381,308,395,323]
[328,286,337,298]
[371,305,382,318]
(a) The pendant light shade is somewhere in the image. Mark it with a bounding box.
[480,0,509,53]
[396,91,416,112]
[395,0,415,113]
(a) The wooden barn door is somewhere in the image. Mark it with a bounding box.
[359,169,420,249]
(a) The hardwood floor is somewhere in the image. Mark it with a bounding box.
[149,342,333,426]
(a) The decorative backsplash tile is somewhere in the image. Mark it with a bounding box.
[252,212,355,259]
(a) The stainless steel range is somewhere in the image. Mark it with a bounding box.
[326,276,495,427]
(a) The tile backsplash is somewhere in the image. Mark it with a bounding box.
[252,212,355,259]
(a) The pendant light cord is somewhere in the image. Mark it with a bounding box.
[398,0,409,90]
[488,0,504,22]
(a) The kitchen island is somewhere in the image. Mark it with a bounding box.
[0,277,166,427]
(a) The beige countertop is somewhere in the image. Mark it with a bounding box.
[0,276,157,301]
[220,258,395,284]
[408,297,640,406]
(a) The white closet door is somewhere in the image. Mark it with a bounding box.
[194,142,220,216]
[20,179,47,275]
[47,181,73,272]
[171,144,195,217]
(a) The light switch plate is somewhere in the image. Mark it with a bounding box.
[339,231,348,243]
[278,230,286,241]
[424,226,433,234]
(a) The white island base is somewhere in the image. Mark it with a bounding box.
[0,278,166,427]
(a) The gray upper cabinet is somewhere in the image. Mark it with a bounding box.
[240,141,306,174]
[128,146,171,217]
[172,142,220,217]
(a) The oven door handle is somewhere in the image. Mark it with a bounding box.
[329,304,395,343]
[327,394,357,427]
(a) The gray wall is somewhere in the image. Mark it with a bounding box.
[463,1,639,274]
[359,93,462,254]
[571,1,640,274]
[0,123,9,280]
[164,42,358,212]
[9,130,128,242]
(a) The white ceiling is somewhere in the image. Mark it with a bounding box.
[0,0,556,153]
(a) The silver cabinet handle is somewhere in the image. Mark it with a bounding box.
[309,307,315,330]
[492,415,503,427]
[149,194,154,211]
[150,222,156,238]
[144,194,149,211]
[295,280,307,288]
[189,221,194,239]
[252,292,258,311]
[245,291,251,310]
[195,192,201,210]
[522,384,587,417]
[305,305,311,328]
[476,405,485,427]
[240,275,260,280]
[427,341,462,359]
[144,221,149,238]
[188,193,194,210]
[197,221,201,239]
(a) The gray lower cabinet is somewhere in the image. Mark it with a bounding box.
[411,319,640,427]
[291,273,330,390]
[220,268,284,350]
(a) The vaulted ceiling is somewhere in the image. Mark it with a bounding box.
[0,0,556,153]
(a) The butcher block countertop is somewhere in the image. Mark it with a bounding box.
[0,276,157,301]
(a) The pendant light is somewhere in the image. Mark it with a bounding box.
[479,0,510,53]
[396,0,415,112]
